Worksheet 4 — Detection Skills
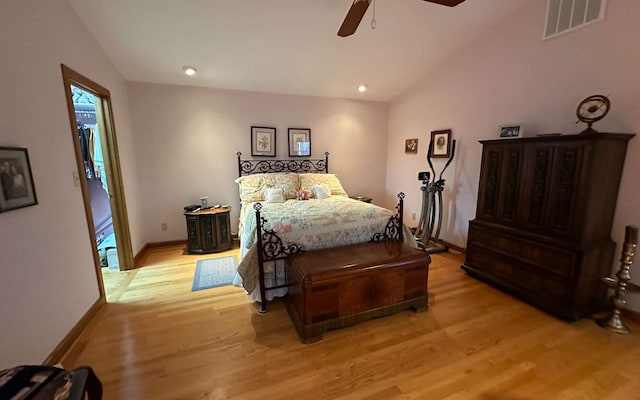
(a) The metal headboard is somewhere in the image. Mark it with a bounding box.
[237,152,329,176]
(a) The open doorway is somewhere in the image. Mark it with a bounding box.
[72,86,119,270]
[61,65,134,300]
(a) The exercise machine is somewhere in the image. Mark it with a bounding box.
[414,138,456,253]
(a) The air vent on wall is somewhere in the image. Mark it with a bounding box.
[543,0,607,39]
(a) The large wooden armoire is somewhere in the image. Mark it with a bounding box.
[462,132,634,320]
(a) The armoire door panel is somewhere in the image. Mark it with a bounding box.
[545,145,584,237]
[517,145,555,231]
[477,147,503,220]
[496,145,524,224]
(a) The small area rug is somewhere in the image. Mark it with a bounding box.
[192,256,238,291]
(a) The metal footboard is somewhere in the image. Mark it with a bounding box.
[253,192,406,313]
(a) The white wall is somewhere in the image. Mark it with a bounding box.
[0,0,142,367]
[3,0,637,366]
[387,1,640,307]
[127,83,389,242]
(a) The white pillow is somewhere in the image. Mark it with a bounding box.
[235,173,300,202]
[299,173,348,197]
[312,184,332,199]
[264,187,285,203]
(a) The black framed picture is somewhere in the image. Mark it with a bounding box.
[251,126,276,157]
[288,128,311,157]
[429,129,452,158]
[0,147,38,213]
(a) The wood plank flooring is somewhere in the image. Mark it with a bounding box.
[62,245,640,399]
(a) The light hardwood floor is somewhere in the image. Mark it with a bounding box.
[63,245,640,399]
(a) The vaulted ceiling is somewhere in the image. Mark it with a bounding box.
[67,0,529,101]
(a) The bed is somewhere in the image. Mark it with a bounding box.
[233,152,412,312]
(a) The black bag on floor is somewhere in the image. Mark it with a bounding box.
[0,365,102,400]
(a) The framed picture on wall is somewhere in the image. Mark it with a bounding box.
[429,129,452,158]
[498,124,523,139]
[251,126,276,157]
[0,147,38,213]
[288,128,311,157]
[405,138,418,154]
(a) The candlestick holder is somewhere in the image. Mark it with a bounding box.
[597,225,639,334]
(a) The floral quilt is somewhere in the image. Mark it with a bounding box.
[237,197,398,295]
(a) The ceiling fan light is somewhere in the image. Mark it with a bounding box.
[358,84,367,93]
[183,66,197,76]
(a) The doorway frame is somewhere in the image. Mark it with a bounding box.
[61,64,134,298]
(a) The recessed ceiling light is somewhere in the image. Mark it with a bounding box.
[358,84,367,93]
[183,66,197,76]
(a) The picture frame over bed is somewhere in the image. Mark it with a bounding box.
[251,126,276,157]
[288,128,311,157]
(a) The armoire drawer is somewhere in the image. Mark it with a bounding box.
[466,245,573,302]
[468,223,575,278]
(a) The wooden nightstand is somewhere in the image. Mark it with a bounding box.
[350,195,372,203]
[184,207,232,254]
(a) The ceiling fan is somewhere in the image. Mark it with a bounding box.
[337,0,466,37]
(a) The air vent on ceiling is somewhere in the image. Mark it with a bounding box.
[543,0,607,39]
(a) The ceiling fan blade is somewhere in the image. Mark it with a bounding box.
[337,0,371,37]
[422,0,466,6]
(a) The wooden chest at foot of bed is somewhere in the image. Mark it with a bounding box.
[286,241,430,343]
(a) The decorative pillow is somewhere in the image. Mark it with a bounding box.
[296,189,311,200]
[264,187,285,203]
[312,184,332,199]
[299,174,348,197]
[235,173,300,202]
[235,174,266,203]
[264,173,299,199]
